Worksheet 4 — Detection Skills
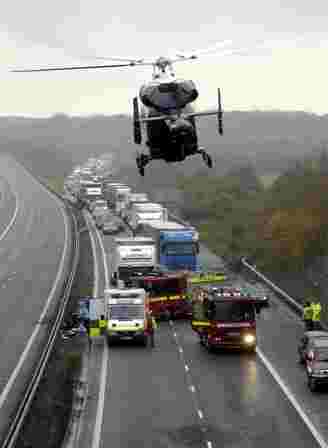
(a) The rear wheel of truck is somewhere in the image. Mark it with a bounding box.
[107,336,114,346]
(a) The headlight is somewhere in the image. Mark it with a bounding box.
[244,334,256,344]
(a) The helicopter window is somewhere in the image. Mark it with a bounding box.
[158,83,178,93]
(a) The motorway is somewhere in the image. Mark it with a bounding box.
[77,213,328,448]
[0,154,70,437]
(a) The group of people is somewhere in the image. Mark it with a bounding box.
[303,299,323,331]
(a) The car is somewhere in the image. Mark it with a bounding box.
[298,331,328,364]
[90,199,107,213]
[102,221,121,235]
[305,337,328,391]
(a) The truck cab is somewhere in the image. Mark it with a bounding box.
[105,288,148,346]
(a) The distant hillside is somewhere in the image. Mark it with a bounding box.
[0,111,327,179]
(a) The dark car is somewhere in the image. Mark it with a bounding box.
[305,338,328,391]
[298,331,328,364]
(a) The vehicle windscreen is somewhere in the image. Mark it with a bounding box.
[211,301,255,322]
[109,304,144,320]
[165,242,196,255]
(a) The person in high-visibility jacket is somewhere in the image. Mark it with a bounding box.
[99,314,107,335]
[312,300,322,330]
[303,301,313,331]
[146,311,157,348]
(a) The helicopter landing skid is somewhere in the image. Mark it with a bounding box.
[136,154,151,176]
[196,147,213,168]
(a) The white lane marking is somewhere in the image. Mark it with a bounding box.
[185,364,190,372]
[0,170,69,409]
[0,185,19,242]
[173,332,177,338]
[84,211,99,297]
[257,346,328,448]
[92,338,109,448]
[94,223,110,289]
[207,441,213,448]
[190,385,195,393]
[178,347,183,353]
[198,410,204,420]
[90,215,110,448]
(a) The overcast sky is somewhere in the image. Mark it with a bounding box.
[1,0,328,116]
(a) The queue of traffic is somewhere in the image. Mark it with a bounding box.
[64,158,267,353]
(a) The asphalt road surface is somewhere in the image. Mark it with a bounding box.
[0,177,16,239]
[0,155,69,435]
[77,220,322,448]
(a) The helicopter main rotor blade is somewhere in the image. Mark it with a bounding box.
[11,62,138,73]
[175,39,235,59]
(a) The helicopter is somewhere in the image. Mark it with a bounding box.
[12,46,226,176]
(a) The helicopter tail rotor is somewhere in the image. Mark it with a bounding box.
[218,88,223,136]
[133,97,142,144]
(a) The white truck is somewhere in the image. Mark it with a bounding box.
[122,193,149,222]
[104,183,128,208]
[110,237,156,285]
[129,202,168,232]
[105,287,148,346]
[79,180,103,204]
[113,186,131,216]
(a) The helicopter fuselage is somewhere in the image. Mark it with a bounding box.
[139,78,199,161]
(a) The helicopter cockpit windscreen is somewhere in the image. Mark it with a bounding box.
[140,79,198,111]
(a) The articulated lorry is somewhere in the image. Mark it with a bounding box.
[122,193,149,222]
[110,237,157,285]
[113,186,131,215]
[78,180,103,205]
[129,203,168,232]
[137,220,200,272]
[105,287,148,346]
[103,183,127,208]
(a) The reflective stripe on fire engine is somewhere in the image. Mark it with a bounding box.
[150,295,185,303]
[192,320,211,326]
[190,274,226,284]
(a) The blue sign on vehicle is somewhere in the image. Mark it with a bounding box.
[79,298,90,320]
[89,300,98,321]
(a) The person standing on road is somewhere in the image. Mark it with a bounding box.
[312,299,322,330]
[146,311,157,348]
[303,301,313,331]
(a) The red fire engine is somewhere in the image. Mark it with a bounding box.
[130,271,191,319]
[191,285,262,352]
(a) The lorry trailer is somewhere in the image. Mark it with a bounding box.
[137,220,200,272]
[110,237,157,285]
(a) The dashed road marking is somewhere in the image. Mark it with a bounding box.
[171,321,210,448]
